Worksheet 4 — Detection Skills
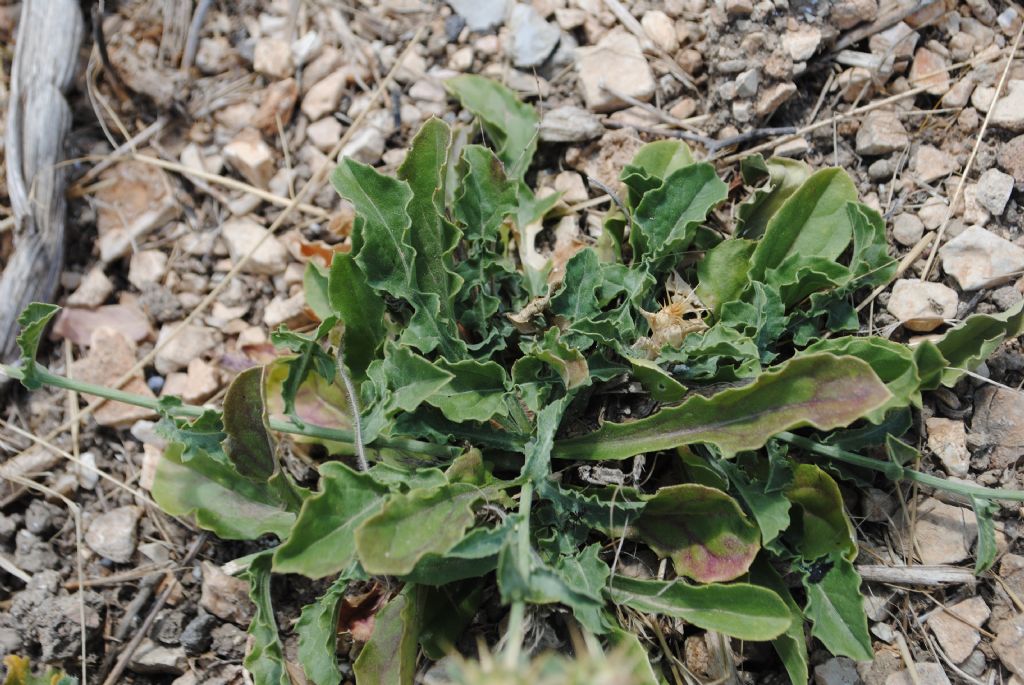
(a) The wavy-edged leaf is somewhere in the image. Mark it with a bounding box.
[398,118,466,359]
[353,587,423,685]
[361,342,454,441]
[242,553,290,685]
[426,358,510,423]
[932,300,1024,386]
[15,303,61,390]
[696,238,757,316]
[554,353,892,461]
[152,441,295,540]
[785,464,857,561]
[607,576,792,641]
[445,75,538,179]
[265,359,352,452]
[453,144,518,244]
[419,581,485,660]
[328,252,386,378]
[631,163,728,267]
[400,521,512,585]
[304,262,333,321]
[628,357,687,402]
[297,573,351,685]
[735,155,811,239]
[273,462,389,578]
[621,140,695,209]
[749,168,858,280]
[719,460,791,552]
[635,484,760,582]
[222,367,276,481]
[973,496,999,574]
[802,554,872,661]
[356,482,484,576]
[749,557,809,685]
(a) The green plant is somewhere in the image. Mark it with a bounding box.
[8,75,1024,684]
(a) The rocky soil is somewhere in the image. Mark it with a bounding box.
[2,0,1024,682]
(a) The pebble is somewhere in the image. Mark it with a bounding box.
[15,530,58,573]
[447,0,509,31]
[926,596,989,664]
[975,168,1014,215]
[340,124,386,165]
[24,500,56,535]
[782,25,821,62]
[814,657,861,685]
[885,663,951,685]
[181,612,218,656]
[129,639,187,675]
[725,0,753,18]
[892,213,924,246]
[756,82,797,117]
[830,0,878,29]
[940,225,1024,290]
[71,328,157,427]
[554,171,588,204]
[154,324,220,376]
[774,137,810,158]
[252,78,298,135]
[306,117,343,152]
[85,506,142,563]
[913,144,956,184]
[868,158,892,180]
[991,80,1024,132]
[253,37,292,79]
[909,47,949,96]
[301,67,352,120]
[972,386,1024,469]
[161,358,220,404]
[211,622,248,658]
[95,162,180,262]
[999,134,1024,184]
[869,22,918,61]
[918,196,948,229]
[642,10,679,53]
[900,498,977,565]
[735,68,760,98]
[576,30,656,113]
[200,561,254,625]
[224,128,275,189]
[509,3,560,68]
[995,613,1024,678]
[925,417,970,477]
[886,278,958,332]
[128,250,169,290]
[539,106,604,142]
[221,216,289,275]
[962,184,990,226]
[941,75,976,108]
[66,267,113,308]
[264,292,310,329]
[856,110,910,156]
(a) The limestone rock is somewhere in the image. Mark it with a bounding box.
[253,37,292,79]
[301,66,362,120]
[892,213,924,246]
[55,304,152,346]
[995,613,1024,678]
[782,25,822,62]
[539,106,604,142]
[306,117,343,152]
[926,417,969,477]
[756,82,797,117]
[926,596,989,664]
[940,225,1024,290]
[885,663,950,685]
[991,80,1024,132]
[999,134,1024,184]
[972,386,1024,469]
[128,250,169,290]
[70,329,156,428]
[154,324,220,375]
[85,506,142,563]
[576,30,655,113]
[913,144,956,184]
[67,268,113,308]
[200,561,253,625]
[909,47,949,96]
[976,168,1014,215]
[900,498,977,565]
[264,292,310,329]
[642,10,678,53]
[447,0,509,31]
[224,128,275,189]
[129,639,186,675]
[509,3,559,68]
[161,358,220,404]
[95,161,179,262]
[221,217,289,275]
[814,657,862,685]
[886,279,957,332]
[856,110,909,155]
[830,0,878,29]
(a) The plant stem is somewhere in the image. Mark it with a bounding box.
[504,479,535,667]
[1,363,453,459]
[777,431,1024,502]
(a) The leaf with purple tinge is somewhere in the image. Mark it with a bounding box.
[554,353,892,461]
[635,484,760,583]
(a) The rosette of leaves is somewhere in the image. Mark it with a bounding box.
[12,76,1024,685]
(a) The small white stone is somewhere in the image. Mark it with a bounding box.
[224,128,275,189]
[554,171,588,204]
[576,30,656,113]
[885,663,951,685]
[886,278,958,332]
[128,250,169,290]
[856,110,910,155]
[976,168,1014,215]
[900,498,976,565]
[892,213,924,246]
[782,25,821,61]
[919,196,948,229]
[253,37,293,79]
[925,417,970,477]
[909,47,949,96]
[992,80,1024,132]
[301,67,348,120]
[67,268,113,308]
[642,10,679,53]
[154,324,220,375]
[940,224,1024,290]
[734,68,760,98]
[306,117,343,152]
[913,144,956,184]
[86,506,142,563]
[264,292,309,329]
[926,596,989,664]
[221,217,289,276]
[509,3,560,68]
[539,106,604,142]
[340,125,386,165]
[756,82,797,117]
[200,561,254,625]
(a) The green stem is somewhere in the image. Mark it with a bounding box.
[504,479,534,666]
[777,431,1024,502]
[2,363,453,459]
